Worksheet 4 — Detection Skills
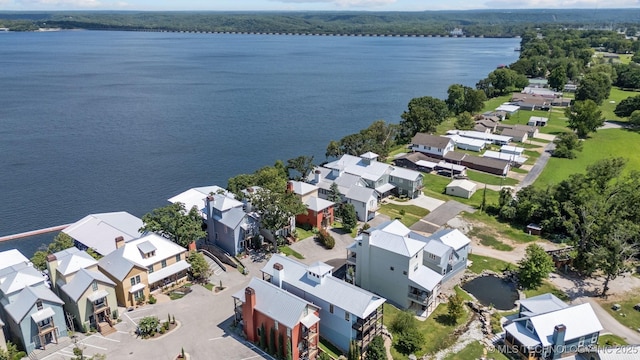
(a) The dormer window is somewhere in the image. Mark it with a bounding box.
[525,320,534,332]
[36,300,43,311]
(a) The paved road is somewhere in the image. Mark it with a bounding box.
[410,200,475,234]
[518,140,555,190]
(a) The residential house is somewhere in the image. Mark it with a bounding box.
[204,194,260,255]
[445,134,486,152]
[0,250,68,353]
[528,116,549,127]
[345,186,379,222]
[46,248,118,335]
[563,84,577,92]
[512,94,550,111]
[550,98,571,107]
[168,185,229,217]
[445,180,477,199]
[497,124,539,138]
[410,133,454,158]
[501,146,525,156]
[522,87,562,99]
[442,151,509,176]
[261,255,385,353]
[98,234,190,308]
[63,212,145,256]
[232,278,321,360]
[349,221,470,318]
[483,151,526,167]
[501,128,529,143]
[288,181,334,229]
[504,293,602,360]
[496,104,520,114]
[389,167,423,199]
[528,78,548,88]
[425,228,472,282]
[446,130,512,146]
[474,119,499,133]
[392,152,440,173]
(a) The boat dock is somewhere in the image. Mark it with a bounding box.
[0,224,70,242]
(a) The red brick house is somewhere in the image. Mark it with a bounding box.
[288,181,335,229]
[233,277,320,360]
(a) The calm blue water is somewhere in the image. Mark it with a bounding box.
[0,31,519,256]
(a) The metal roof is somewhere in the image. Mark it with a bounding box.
[148,260,191,284]
[120,234,187,268]
[60,267,115,302]
[0,263,46,295]
[30,307,56,323]
[129,283,146,293]
[62,212,145,256]
[305,197,334,212]
[368,221,426,257]
[519,293,569,316]
[346,186,376,204]
[446,179,477,192]
[4,285,63,323]
[233,277,320,329]
[325,154,390,183]
[136,241,157,255]
[375,183,396,194]
[98,247,137,281]
[167,185,228,215]
[0,249,30,272]
[423,240,451,258]
[430,228,471,251]
[87,289,110,302]
[408,266,443,292]
[52,247,98,276]
[219,207,249,229]
[262,255,385,319]
[290,181,319,196]
[483,150,526,164]
[390,167,422,181]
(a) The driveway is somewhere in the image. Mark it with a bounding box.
[410,200,475,234]
[385,194,445,212]
[518,141,555,189]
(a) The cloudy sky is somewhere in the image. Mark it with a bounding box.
[0,0,639,11]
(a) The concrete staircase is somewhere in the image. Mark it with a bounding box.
[27,336,72,360]
[205,255,224,276]
[99,321,117,336]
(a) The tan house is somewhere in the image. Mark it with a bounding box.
[98,234,190,308]
[46,247,118,335]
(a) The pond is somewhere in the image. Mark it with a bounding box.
[462,275,519,310]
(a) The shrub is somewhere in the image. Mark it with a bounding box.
[317,229,335,249]
[361,223,371,231]
[138,316,160,338]
[148,295,157,304]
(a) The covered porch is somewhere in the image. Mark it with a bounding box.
[148,260,191,292]
[32,308,59,350]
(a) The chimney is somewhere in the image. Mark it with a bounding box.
[45,254,58,290]
[551,324,566,359]
[286,181,294,194]
[314,170,321,184]
[115,236,125,249]
[243,287,257,342]
[272,263,284,288]
[205,196,216,244]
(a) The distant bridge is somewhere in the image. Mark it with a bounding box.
[0,224,70,243]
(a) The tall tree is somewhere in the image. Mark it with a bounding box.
[327,183,343,204]
[325,140,342,159]
[140,203,206,248]
[286,155,315,181]
[564,100,604,138]
[447,293,464,323]
[454,112,475,130]
[614,94,640,118]
[596,222,638,297]
[446,84,466,115]
[552,132,583,159]
[31,232,76,270]
[548,66,567,91]
[365,335,386,360]
[186,251,212,283]
[575,72,612,105]
[341,203,358,232]
[249,189,306,250]
[517,244,555,290]
[398,96,449,141]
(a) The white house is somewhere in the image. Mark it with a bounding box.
[410,133,454,158]
[349,221,471,318]
[528,116,549,127]
[500,145,525,156]
[446,130,512,146]
[63,212,146,256]
[496,103,520,114]
[483,150,527,166]
[500,128,529,143]
[261,255,385,353]
[445,134,486,152]
[445,179,477,199]
[168,185,230,217]
[345,186,378,222]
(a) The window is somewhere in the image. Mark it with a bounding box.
[414,264,419,272]
[428,253,437,260]
[390,267,394,271]
[134,289,144,300]
[130,275,141,286]
[525,320,534,332]
[175,254,181,262]
[148,265,154,274]
[274,321,278,330]
[92,281,98,291]
[286,328,291,337]
[329,304,334,314]
[403,271,407,275]
[578,336,585,347]
[590,333,598,344]
[36,300,43,311]
[345,312,350,321]
[161,260,167,268]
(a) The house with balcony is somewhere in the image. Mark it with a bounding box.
[0,250,67,353]
[233,277,321,360]
[288,181,335,230]
[204,193,260,255]
[63,212,146,256]
[98,234,190,308]
[46,247,118,335]
[348,221,470,318]
[261,255,385,353]
[504,293,602,360]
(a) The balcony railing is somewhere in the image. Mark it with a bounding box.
[408,291,433,304]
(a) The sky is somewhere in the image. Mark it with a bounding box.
[0,0,639,11]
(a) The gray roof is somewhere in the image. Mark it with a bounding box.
[390,166,422,181]
[0,249,30,272]
[463,154,510,170]
[262,255,385,319]
[219,206,247,229]
[4,285,63,323]
[98,247,138,281]
[60,267,115,302]
[430,228,471,250]
[423,240,451,258]
[519,293,568,316]
[305,197,334,212]
[501,128,528,138]
[289,181,318,196]
[411,133,452,149]
[408,266,443,292]
[346,186,376,203]
[325,154,390,182]
[52,247,98,276]
[395,152,441,164]
[0,263,46,295]
[62,211,145,256]
[443,151,467,162]
[136,240,157,255]
[232,277,320,329]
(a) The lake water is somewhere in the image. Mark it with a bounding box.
[0,31,520,256]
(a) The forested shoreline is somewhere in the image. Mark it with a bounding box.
[1,9,640,38]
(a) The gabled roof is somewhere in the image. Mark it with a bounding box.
[394,151,441,165]
[446,179,477,192]
[345,186,376,203]
[262,255,385,319]
[445,134,487,148]
[51,247,98,276]
[483,151,526,165]
[4,285,63,323]
[211,194,244,212]
[325,154,390,182]
[232,277,320,329]
[0,249,30,272]
[63,212,145,256]
[98,247,138,281]
[305,197,334,212]
[289,181,318,196]
[390,167,422,181]
[367,220,428,257]
[443,151,467,162]
[168,185,228,214]
[466,153,513,168]
[60,267,115,302]
[408,266,443,292]
[430,228,471,250]
[506,303,602,349]
[423,240,451,258]
[120,233,186,268]
[501,128,528,138]
[500,145,525,154]
[519,293,568,316]
[218,206,248,229]
[411,133,453,149]
[0,263,46,295]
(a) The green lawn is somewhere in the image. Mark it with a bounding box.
[280,246,305,259]
[523,149,542,165]
[294,226,315,240]
[598,334,629,346]
[491,310,518,334]
[523,281,570,302]
[455,285,474,302]
[483,94,512,112]
[384,302,473,358]
[379,203,429,227]
[319,337,343,358]
[603,290,640,331]
[422,173,500,209]
[436,116,458,135]
[444,341,510,360]
[462,211,540,244]
[535,128,640,188]
[521,143,543,149]
[601,87,640,121]
[466,170,518,186]
[468,254,515,274]
[203,282,214,291]
[467,227,514,251]
[510,167,528,174]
